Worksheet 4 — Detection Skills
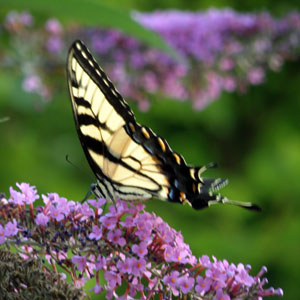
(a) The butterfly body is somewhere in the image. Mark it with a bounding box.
[67,40,260,211]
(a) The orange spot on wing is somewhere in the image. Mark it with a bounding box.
[129,122,135,132]
[180,192,186,202]
[158,137,166,152]
[173,153,181,164]
[141,127,150,139]
[192,183,196,193]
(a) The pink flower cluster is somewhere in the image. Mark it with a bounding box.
[0,183,283,299]
[1,9,300,110]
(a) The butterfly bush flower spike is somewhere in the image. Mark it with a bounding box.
[1,10,300,109]
[0,183,283,299]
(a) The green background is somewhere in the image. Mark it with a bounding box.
[1,0,300,299]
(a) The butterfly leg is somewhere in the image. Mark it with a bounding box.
[81,183,97,203]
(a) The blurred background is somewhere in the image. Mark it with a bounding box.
[1,0,300,299]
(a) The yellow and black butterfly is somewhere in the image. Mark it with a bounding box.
[67,40,260,211]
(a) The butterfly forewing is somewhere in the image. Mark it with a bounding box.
[67,41,166,201]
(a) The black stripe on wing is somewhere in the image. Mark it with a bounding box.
[69,40,135,124]
[77,113,114,134]
[82,134,161,189]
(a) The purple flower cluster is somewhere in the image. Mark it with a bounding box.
[133,9,300,108]
[4,10,33,29]
[0,183,283,299]
[1,9,300,110]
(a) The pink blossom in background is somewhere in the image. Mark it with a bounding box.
[45,18,62,34]
[2,9,300,110]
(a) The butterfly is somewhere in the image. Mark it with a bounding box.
[67,40,260,211]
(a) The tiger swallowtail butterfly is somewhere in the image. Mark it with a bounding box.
[67,40,260,211]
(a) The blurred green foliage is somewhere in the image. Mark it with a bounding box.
[1,0,300,299]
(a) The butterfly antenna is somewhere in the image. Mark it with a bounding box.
[66,155,98,203]
[65,155,95,180]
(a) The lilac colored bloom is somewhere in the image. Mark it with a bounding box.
[106,199,128,216]
[55,196,71,215]
[129,51,146,68]
[91,33,116,54]
[115,199,131,213]
[248,67,265,84]
[0,225,6,244]
[0,182,283,298]
[142,71,158,93]
[213,288,230,300]
[163,271,180,296]
[90,283,104,294]
[88,198,106,209]
[22,75,42,93]
[117,258,132,274]
[120,215,136,227]
[177,276,195,294]
[74,276,88,288]
[9,187,24,205]
[104,270,121,289]
[157,222,173,243]
[16,182,39,204]
[72,255,87,272]
[164,245,175,262]
[206,268,227,289]
[129,282,144,297]
[200,255,212,268]
[95,255,106,271]
[45,18,62,34]
[49,205,65,221]
[19,11,33,26]
[79,202,94,219]
[134,217,153,241]
[222,76,237,92]
[5,11,33,29]
[224,260,237,277]
[137,99,150,112]
[42,193,59,205]
[131,257,146,277]
[88,225,102,240]
[35,212,49,226]
[236,263,254,286]
[46,36,63,53]
[219,58,235,70]
[4,11,18,28]
[134,227,152,242]
[2,8,300,111]
[105,290,117,300]
[195,276,212,294]
[5,219,18,237]
[107,228,126,246]
[172,248,189,264]
[100,215,118,229]
[132,242,148,257]
[136,215,153,232]
[9,183,39,205]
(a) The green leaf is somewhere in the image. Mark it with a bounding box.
[2,0,178,58]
